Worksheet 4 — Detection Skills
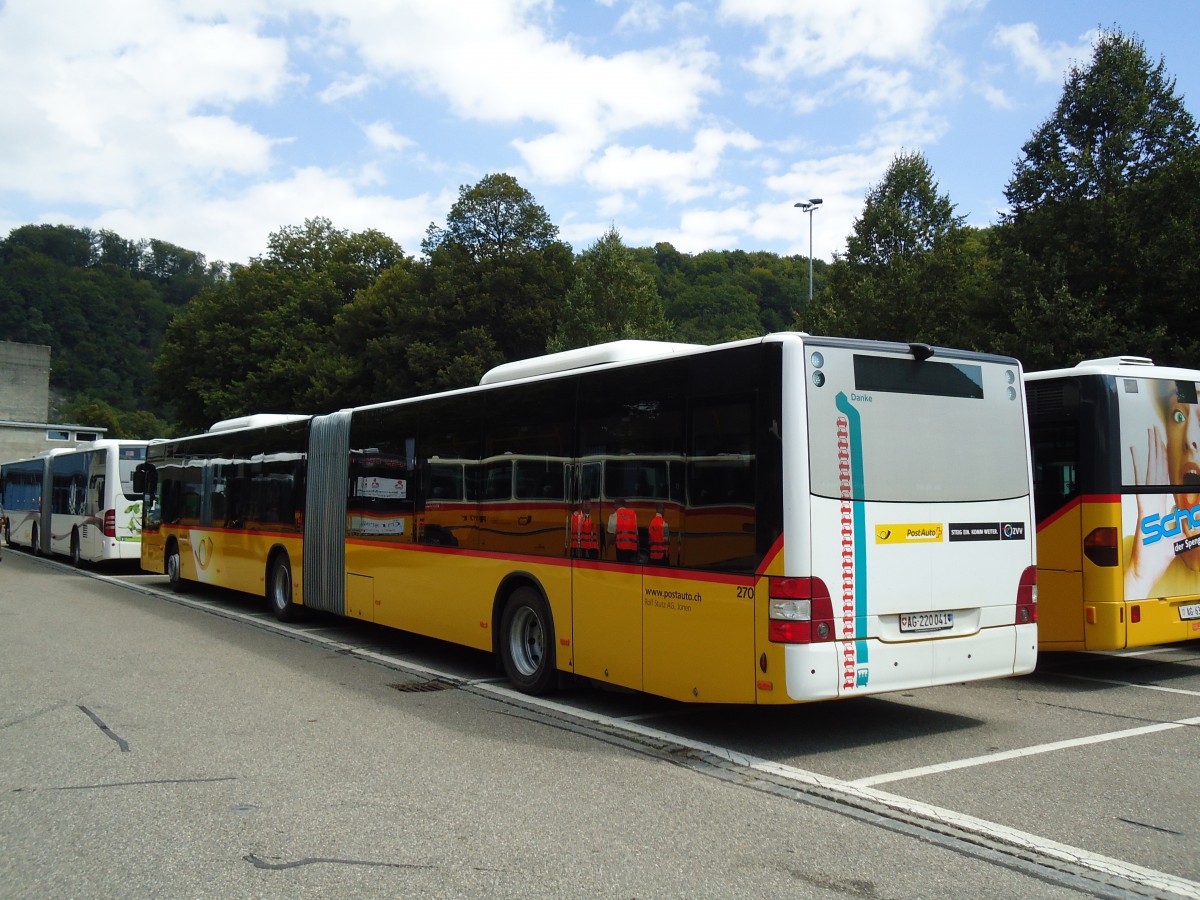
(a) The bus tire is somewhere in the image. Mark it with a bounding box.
[166,541,189,593]
[70,530,83,568]
[267,554,299,622]
[499,586,556,695]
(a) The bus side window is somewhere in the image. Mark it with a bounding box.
[685,395,757,571]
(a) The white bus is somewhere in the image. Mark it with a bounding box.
[1,440,148,565]
[138,335,1037,703]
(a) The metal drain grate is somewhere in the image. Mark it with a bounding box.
[389,680,455,693]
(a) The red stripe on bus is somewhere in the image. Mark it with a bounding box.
[757,532,784,575]
[1036,494,1120,532]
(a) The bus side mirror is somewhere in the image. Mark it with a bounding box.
[132,464,156,496]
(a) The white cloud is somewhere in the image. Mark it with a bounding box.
[760,145,904,255]
[0,0,288,211]
[513,129,608,184]
[364,122,417,153]
[319,73,376,103]
[993,22,1097,84]
[978,83,1014,110]
[585,127,760,203]
[96,167,449,264]
[612,1,704,33]
[595,192,633,218]
[318,1,719,181]
[719,0,983,78]
[0,0,1170,270]
[842,59,964,117]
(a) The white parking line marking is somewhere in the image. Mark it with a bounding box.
[1054,672,1200,697]
[479,684,1200,899]
[92,572,1200,899]
[849,716,1200,788]
[1101,647,1198,658]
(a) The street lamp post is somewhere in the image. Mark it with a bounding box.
[794,198,823,303]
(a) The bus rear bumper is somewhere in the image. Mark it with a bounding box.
[104,538,143,562]
[782,623,1038,701]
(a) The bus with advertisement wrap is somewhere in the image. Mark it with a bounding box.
[135,334,1037,703]
[1,440,147,565]
[1026,356,1200,651]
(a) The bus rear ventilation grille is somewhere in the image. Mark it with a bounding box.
[1027,383,1067,417]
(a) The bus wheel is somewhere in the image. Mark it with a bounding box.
[70,530,83,568]
[267,554,299,622]
[499,586,556,695]
[166,542,189,593]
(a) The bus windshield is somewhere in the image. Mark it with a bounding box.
[118,445,148,500]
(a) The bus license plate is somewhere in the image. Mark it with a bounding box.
[1180,603,1200,621]
[899,611,954,633]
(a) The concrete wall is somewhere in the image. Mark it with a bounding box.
[0,423,106,462]
[0,342,106,461]
[0,341,51,422]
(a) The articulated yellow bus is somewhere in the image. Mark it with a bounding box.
[1026,356,1200,650]
[137,334,1038,703]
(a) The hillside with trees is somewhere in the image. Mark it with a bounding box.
[1,28,1194,437]
[0,223,221,435]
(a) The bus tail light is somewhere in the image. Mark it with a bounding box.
[1083,527,1119,567]
[769,576,834,643]
[1016,565,1037,624]
[103,509,117,538]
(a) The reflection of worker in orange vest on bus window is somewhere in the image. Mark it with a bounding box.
[608,500,638,562]
[569,501,599,559]
[649,503,669,565]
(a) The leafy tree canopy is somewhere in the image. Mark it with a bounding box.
[1006,28,1197,213]
[0,223,218,419]
[423,173,561,263]
[990,27,1200,369]
[547,228,672,352]
[805,151,978,346]
[153,219,407,431]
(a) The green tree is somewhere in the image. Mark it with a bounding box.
[806,151,977,345]
[1006,30,1197,212]
[424,174,573,363]
[988,28,1199,368]
[667,279,761,344]
[0,223,217,416]
[310,177,571,407]
[153,219,405,431]
[425,173,560,263]
[632,244,808,342]
[547,228,671,352]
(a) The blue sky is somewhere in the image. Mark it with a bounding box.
[1,1,1197,267]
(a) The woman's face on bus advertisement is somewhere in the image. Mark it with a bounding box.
[1166,394,1200,513]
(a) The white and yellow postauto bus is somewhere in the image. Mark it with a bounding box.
[1,440,148,565]
[1026,356,1200,650]
[136,334,1038,702]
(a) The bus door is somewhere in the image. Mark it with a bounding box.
[571,459,644,692]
